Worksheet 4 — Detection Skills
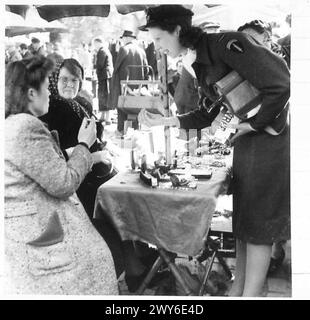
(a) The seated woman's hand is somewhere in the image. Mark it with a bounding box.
[138,109,164,127]
[91,150,113,165]
[77,118,97,148]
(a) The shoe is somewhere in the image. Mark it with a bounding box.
[125,270,171,293]
[268,247,285,275]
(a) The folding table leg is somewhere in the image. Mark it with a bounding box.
[158,248,194,296]
[216,252,233,280]
[136,255,164,295]
[199,250,217,296]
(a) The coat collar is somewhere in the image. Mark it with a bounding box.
[193,33,212,66]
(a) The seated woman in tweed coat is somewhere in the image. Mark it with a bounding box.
[4,56,118,295]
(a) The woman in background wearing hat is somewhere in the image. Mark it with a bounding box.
[138,5,290,297]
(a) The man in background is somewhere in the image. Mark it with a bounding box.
[5,43,22,64]
[19,43,32,59]
[29,37,46,56]
[111,30,148,135]
[46,42,64,67]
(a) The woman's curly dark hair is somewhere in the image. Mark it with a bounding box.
[5,56,54,118]
[179,26,204,50]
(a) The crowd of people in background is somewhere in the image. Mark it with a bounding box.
[4,15,291,133]
[5,34,158,130]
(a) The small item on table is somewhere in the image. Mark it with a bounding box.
[210,160,226,168]
[130,149,136,170]
[170,174,197,189]
[140,154,147,173]
[169,168,212,179]
[140,170,158,187]
[173,149,178,168]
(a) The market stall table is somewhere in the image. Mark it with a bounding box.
[94,165,231,295]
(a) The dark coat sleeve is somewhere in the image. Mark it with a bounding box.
[177,103,221,130]
[105,49,114,78]
[40,98,81,149]
[216,32,290,131]
[74,95,93,115]
[111,46,127,107]
[113,46,127,76]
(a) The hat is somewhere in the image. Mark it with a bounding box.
[20,43,28,50]
[139,5,194,31]
[120,30,136,39]
[94,36,103,43]
[31,37,40,44]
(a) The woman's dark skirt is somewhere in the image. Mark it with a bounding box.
[232,126,290,245]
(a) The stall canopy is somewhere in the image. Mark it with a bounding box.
[36,5,111,21]
[35,5,159,21]
[5,5,69,37]
[35,4,219,22]
[6,5,30,18]
[7,4,217,25]
[7,4,290,37]
[24,7,68,32]
[5,10,45,37]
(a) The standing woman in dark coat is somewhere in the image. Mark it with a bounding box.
[40,58,117,219]
[93,37,114,124]
[138,5,290,297]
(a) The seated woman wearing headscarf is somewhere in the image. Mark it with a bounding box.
[40,58,117,218]
[41,60,166,288]
[4,56,118,295]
